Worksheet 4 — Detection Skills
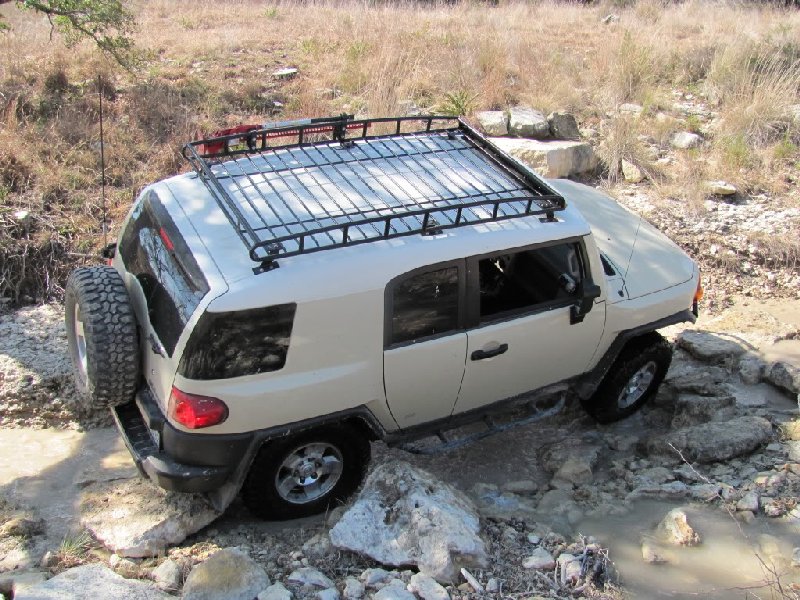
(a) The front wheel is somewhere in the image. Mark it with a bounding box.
[242,425,370,520]
[583,333,672,424]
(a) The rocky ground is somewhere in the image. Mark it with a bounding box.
[0,298,799,599]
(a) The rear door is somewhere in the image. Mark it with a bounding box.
[453,240,605,415]
[383,261,467,429]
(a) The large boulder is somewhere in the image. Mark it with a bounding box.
[15,564,169,600]
[183,548,270,600]
[648,416,773,463]
[657,509,700,546]
[475,111,508,136]
[765,360,800,395]
[489,138,598,178]
[329,461,488,583]
[547,111,581,140]
[508,107,550,139]
[80,477,220,558]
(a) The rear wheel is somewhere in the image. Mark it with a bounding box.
[242,425,370,520]
[583,333,672,424]
[64,265,140,410]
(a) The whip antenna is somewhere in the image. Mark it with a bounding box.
[98,75,108,248]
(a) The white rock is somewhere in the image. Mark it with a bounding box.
[556,553,581,584]
[485,578,499,593]
[15,564,169,600]
[373,586,416,600]
[259,582,293,600]
[621,160,644,183]
[657,509,700,546]
[273,67,298,79]
[489,137,599,178]
[407,573,449,600]
[342,577,364,600]
[553,456,594,486]
[737,491,760,513]
[330,462,487,583]
[288,567,335,589]
[360,568,392,588]
[151,558,182,592]
[508,107,550,138]
[522,547,555,570]
[183,548,270,600]
[80,478,220,558]
[475,111,508,136]
[619,103,643,114]
[317,588,340,600]
[641,540,670,564]
[671,131,703,149]
[706,181,737,196]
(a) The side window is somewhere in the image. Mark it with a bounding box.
[391,267,460,345]
[478,242,582,321]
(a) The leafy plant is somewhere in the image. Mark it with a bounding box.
[437,90,479,117]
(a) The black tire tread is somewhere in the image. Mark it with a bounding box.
[65,265,140,410]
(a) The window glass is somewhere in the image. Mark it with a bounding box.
[391,267,459,344]
[479,243,582,320]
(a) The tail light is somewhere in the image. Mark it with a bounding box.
[168,387,228,429]
[692,277,703,317]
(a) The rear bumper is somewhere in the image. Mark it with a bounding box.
[112,388,253,493]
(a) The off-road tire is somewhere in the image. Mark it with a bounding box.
[583,332,672,424]
[65,265,140,410]
[242,425,370,520]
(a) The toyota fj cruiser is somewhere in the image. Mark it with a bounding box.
[65,116,702,519]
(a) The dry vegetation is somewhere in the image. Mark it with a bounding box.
[0,0,799,304]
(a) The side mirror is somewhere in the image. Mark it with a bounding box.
[570,281,601,324]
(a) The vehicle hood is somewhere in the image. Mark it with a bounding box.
[548,179,695,299]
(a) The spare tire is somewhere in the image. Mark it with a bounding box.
[65,265,140,409]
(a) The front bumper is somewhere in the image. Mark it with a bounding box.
[112,387,253,493]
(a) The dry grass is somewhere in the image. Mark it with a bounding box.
[1,0,799,303]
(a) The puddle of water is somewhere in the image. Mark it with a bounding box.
[578,501,800,599]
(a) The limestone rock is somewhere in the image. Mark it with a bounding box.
[288,568,335,590]
[80,477,220,558]
[676,331,747,364]
[670,393,737,429]
[671,131,703,149]
[706,181,737,196]
[0,517,44,538]
[0,571,49,598]
[657,509,700,546]
[739,354,766,385]
[553,456,594,486]
[330,462,487,583]
[619,103,643,114]
[648,416,773,463]
[522,547,555,570]
[501,480,538,495]
[15,564,169,600]
[260,582,293,600]
[765,361,800,395]
[183,548,270,600]
[475,111,508,136]
[342,577,364,600]
[621,160,644,183]
[373,585,416,600]
[689,483,721,501]
[547,111,580,140]
[490,138,598,178]
[556,553,581,584]
[317,588,340,600]
[536,489,575,513]
[641,540,670,564]
[151,558,182,592]
[665,366,731,396]
[627,481,688,501]
[408,573,450,600]
[360,568,392,588]
[781,420,800,441]
[508,107,550,138]
[737,491,760,513]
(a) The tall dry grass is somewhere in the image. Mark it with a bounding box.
[1,0,799,303]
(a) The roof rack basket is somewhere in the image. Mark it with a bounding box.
[182,115,566,273]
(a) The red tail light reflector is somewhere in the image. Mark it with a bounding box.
[168,387,228,429]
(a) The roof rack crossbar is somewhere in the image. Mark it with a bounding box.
[181,116,567,269]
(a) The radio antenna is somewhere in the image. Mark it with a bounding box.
[98,75,108,248]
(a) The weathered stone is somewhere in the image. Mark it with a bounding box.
[183,548,270,600]
[342,577,364,600]
[671,393,737,429]
[671,131,703,149]
[792,547,800,568]
[109,554,140,578]
[317,588,340,600]
[0,517,44,538]
[330,462,487,583]
[619,103,643,114]
[475,111,508,136]
[302,532,332,558]
[288,568,335,590]
[489,138,598,178]
[80,478,220,557]
[737,491,761,513]
[470,485,537,519]
[508,107,550,138]
[0,571,49,598]
[547,111,580,140]
[665,366,731,396]
[781,420,800,441]
[739,354,766,385]
[763,499,786,518]
[522,547,555,570]
[360,568,392,588]
[620,159,644,183]
[151,558,182,592]
[501,480,538,495]
[648,416,773,463]
[15,564,169,600]
[536,489,575,513]
[259,582,293,600]
[553,456,594,486]
[689,483,721,501]
[657,509,700,546]
[373,586,416,600]
[627,481,688,501]
[766,361,800,395]
[408,573,449,600]
[641,540,670,564]
[676,331,747,364]
[556,554,581,584]
[706,181,737,196]
[633,467,674,487]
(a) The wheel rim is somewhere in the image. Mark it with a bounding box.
[73,302,88,381]
[617,361,657,409]
[275,442,343,505]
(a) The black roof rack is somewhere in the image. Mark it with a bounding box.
[182,115,566,273]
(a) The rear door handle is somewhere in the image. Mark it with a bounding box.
[471,343,509,361]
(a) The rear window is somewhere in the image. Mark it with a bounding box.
[118,191,209,355]
[178,304,296,379]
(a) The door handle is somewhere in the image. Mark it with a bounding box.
[471,343,509,361]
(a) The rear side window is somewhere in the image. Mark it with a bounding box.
[178,304,296,379]
[477,242,582,321]
[118,191,209,355]
[390,267,460,345]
